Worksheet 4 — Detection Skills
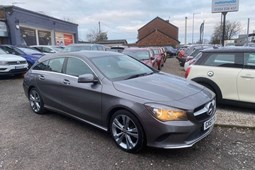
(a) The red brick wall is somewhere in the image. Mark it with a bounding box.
[138,17,178,41]
[137,31,179,47]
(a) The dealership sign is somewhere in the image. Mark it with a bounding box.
[212,0,239,13]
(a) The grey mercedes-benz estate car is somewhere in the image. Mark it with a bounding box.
[23,51,216,153]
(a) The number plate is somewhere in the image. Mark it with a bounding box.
[15,65,24,69]
[203,115,216,130]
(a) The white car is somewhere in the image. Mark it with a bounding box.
[0,49,28,76]
[186,47,255,107]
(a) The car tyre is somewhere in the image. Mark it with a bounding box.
[110,110,145,153]
[29,88,45,114]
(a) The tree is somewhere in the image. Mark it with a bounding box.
[210,21,241,44]
[86,29,108,43]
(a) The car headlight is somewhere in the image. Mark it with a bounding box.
[145,104,187,121]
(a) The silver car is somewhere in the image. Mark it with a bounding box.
[23,51,216,153]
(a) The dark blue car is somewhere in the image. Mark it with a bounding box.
[0,45,44,67]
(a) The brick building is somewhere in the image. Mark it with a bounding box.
[136,17,179,47]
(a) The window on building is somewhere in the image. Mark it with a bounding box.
[20,27,36,46]
[38,30,51,45]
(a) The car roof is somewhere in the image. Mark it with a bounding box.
[30,45,56,47]
[67,43,103,47]
[37,51,123,62]
[202,47,255,53]
[123,47,151,51]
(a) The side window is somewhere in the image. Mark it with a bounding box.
[203,53,239,68]
[97,46,104,51]
[48,58,65,73]
[65,57,93,77]
[244,53,255,69]
[92,46,97,51]
[33,60,49,70]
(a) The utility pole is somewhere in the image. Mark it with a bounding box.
[98,21,101,34]
[185,17,188,45]
[247,18,250,45]
[221,12,227,47]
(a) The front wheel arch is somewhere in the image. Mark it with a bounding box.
[192,77,222,103]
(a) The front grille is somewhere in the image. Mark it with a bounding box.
[193,99,216,122]
[7,61,27,65]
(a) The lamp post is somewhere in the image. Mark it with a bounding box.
[247,18,250,45]
[185,17,188,45]
[192,12,200,44]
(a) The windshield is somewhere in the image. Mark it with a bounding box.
[91,54,154,81]
[190,49,201,57]
[17,47,42,54]
[152,49,160,55]
[64,45,91,52]
[122,50,150,60]
[0,49,6,54]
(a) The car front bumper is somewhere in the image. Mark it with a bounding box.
[0,64,28,75]
[140,96,216,149]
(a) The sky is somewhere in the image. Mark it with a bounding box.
[2,0,255,44]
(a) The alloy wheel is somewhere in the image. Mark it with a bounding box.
[29,89,42,113]
[111,114,139,151]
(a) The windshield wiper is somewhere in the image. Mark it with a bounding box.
[125,72,153,80]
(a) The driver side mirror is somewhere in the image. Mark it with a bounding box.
[78,74,99,84]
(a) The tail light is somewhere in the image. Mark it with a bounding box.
[185,66,191,78]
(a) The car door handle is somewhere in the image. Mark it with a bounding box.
[38,75,45,80]
[63,79,70,85]
[240,75,255,79]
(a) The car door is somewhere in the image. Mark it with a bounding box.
[202,53,242,101]
[33,57,66,109]
[237,53,255,103]
[60,57,102,124]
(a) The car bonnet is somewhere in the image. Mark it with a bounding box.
[113,72,205,102]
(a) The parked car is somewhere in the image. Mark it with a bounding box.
[122,48,158,69]
[150,47,164,70]
[0,48,28,76]
[23,51,216,153]
[164,46,177,57]
[184,52,202,71]
[243,42,255,47]
[0,45,44,67]
[184,46,214,71]
[177,44,212,67]
[159,47,168,62]
[63,43,107,52]
[108,46,126,53]
[186,47,255,107]
[30,45,64,53]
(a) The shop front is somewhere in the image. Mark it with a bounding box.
[0,6,78,46]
